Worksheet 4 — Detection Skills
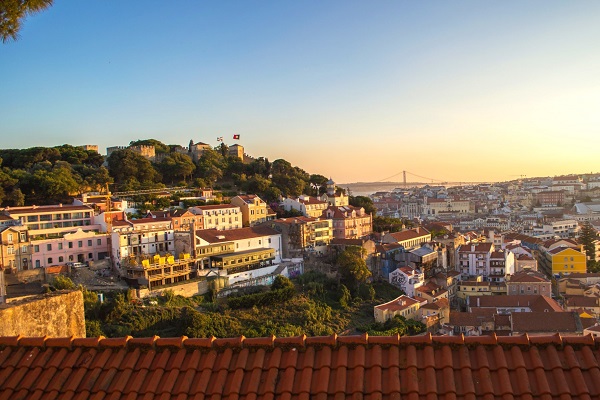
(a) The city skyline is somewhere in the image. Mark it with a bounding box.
[1,1,599,184]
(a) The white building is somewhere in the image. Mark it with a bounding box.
[389,266,424,297]
[193,226,284,285]
[282,196,329,218]
[110,217,175,269]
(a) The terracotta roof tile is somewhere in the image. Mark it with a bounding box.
[3,334,600,399]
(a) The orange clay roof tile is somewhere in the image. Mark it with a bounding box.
[2,334,600,398]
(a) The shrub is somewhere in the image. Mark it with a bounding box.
[52,275,76,290]
[227,287,295,309]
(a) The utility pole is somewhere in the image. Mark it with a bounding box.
[403,170,407,188]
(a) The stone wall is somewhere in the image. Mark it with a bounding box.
[0,290,85,337]
[137,280,210,298]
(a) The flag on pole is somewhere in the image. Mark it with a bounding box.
[233,134,240,140]
[217,137,223,142]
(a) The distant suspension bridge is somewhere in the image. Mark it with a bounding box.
[375,170,490,187]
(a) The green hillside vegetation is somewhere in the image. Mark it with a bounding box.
[74,273,422,339]
[0,139,331,206]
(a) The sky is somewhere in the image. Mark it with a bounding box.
[1,1,599,184]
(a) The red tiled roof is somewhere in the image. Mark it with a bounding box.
[511,312,581,333]
[195,226,279,242]
[130,217,172,225]
[508,270,550,283]
[548,246,581,255]
[469,295,563,312]
[298,196,327,205]
[2,204,94,215]
[566,296,600,308]
[387,227,431,243]
[457,242,493,253]
[4,333,600,399]
[193,204,239,211]
[374,295,424,312]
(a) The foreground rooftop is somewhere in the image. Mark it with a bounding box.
[1,333,600,399]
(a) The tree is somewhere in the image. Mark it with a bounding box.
[579,222,599,269]
[195,149,224,186]
[157,153,195,184]
[52,275,76,290]
[107,149,159,187]
[338,284,351,309]
[373,216,405,233]
[1,0,53,42]
[349,195,376,214]
[337,246,371,289]
[271,275,294,291]
[309,174,328,195]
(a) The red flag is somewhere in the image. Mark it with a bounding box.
[233,134,240,140]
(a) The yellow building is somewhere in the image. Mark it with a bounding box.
[456,276,493,301]
[230,195,275,227]
[548,246,586,276]
[373,295,427,323]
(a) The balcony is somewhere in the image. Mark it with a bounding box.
[210,248,275,271]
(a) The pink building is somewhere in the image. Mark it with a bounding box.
[31,229,110,268]
[323,205,372,240]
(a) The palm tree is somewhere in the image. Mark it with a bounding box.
[1,0,54,42]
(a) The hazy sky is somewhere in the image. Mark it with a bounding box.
[1,1,599,184]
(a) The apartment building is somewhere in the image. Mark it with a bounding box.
[506,269,551,296]
[382,227,432,250]
[110,218,175,270]
[373,295,427,323]
[31,229,110,269]
[388,266,424,297]
[323,205,373,240]
[424,197,471,215]
[266,217,333,258]
[456,242,494,278]
[1,204,99,239]
[190,204,242,230]
[535,191,565,207]
[488,250,515,282]
[193,226,283,285]
[230,195,275,227]
[168,209,203,231]
[0,226,30,271]
[320,179,349,207]
[282,196,328,218]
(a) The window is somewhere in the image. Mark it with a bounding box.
[58,243,63,250]
[47,244,52,251]
[7,246,14,255]
[68,242,73,249]
[48,258,53,264]
[78,241,83,248]
[34,245,39,252]
[89,253,93,259]
[88,240,92,246]
[35,260,40,268]
[59,256,63,262]
[97,239,102,245]
[21,245,27,253]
